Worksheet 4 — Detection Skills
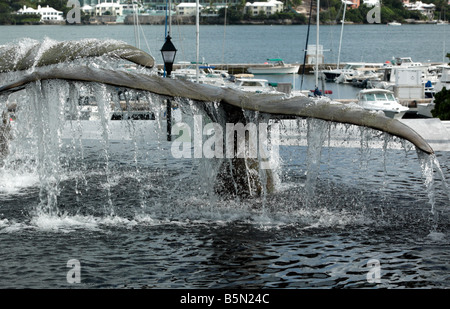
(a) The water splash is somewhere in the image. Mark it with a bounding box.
[93,83,115,216]
[305,118,328,207]
[0,64,449,235]
[26,80,67,216]
[418,151,450,236]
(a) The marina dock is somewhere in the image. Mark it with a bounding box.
[159,62,445,75]
[157,62,437,111]
[157,63,344,74]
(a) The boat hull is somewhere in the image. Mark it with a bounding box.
[383,110,407,119]
[247,66,300,75]
[323,71,341,81]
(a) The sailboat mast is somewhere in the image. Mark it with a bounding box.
[315,0,320,88]
[134,1,140,49]
[222,0,228,65]
[196,0,200,83]
[337,0,347,69]
[164,0,168,37]
[300,0,314,91]
[169,0,172,35]
[443,8,447,63]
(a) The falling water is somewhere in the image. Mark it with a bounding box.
[418,150,450,238]
[1,76,448,229]
[2,73,450,288]
[2,30,450,288]
[26,80,67,216]
[305,118,328,207]
[93,83,114,216]
[0,36,447,234]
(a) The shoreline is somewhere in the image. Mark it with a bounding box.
[0,18,445,26]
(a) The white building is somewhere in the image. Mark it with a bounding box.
[17,5,38,15]
[95,0,123,16]
[362,0,380,7]
[245,0,284,17]
[81,5,94,16]
[17,5,64,22]
[176,3,203,16]
[404,1,436,19]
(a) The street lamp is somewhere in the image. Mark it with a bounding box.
[161,35,177,141]
[160,35,177,77]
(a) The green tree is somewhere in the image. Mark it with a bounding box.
[431,53,450,120]
[254,10,267,20]
[431,87,450,120]
[218,6,244,22]
[0,0,34,11]
[39,0,66,11]
[380,6,397,23]
[0,2,12,14]
[345,6,365,23]
[382,0,404,10]
[40,0,70,16]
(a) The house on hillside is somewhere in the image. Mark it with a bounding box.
[403,1,436,20]
[245,0,284,17]
[81,5,95,16]
[344,0,379,9]
[176,3,203,16]
[95,0,123,16]
[17,5,64,22]
[362,0,380,7]
[347,0,360,9]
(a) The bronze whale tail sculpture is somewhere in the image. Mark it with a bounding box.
[0,39,434,198]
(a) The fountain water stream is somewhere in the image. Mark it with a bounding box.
[0,39,448,233]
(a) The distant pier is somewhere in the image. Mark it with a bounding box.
[157,63,344,75]
[211,63,344,75]
[159,62,445,75]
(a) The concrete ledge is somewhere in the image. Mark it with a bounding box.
[400,118,450,152]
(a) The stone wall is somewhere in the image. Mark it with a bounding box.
[124,15,195,25]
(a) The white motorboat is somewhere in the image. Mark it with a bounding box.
[232,78,279,93]
[433,65,450,93]
[422,65,450,100]
[355,89,409,119]
[247,59,300,75]
[171,62,232,87]
[373,61,444,97]
[389,57,423,68]
[332,62,385,83]
[350,70,384,87]
[321,67,345,81]
[417,102,435,118]
[388,21,401,26]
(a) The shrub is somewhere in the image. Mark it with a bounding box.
[431,87,450,120]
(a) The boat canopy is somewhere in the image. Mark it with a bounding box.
[360,90,396,102]
[267,58,283,62]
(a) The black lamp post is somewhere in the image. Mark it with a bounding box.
[161,35,177,141]
[160,35,177,77]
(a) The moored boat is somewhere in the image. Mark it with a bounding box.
[331,62,385,83]
[231,78,278,93]
[247,59,300,75]
[355,88,409,119]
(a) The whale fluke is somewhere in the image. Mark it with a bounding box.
[0,38,154,73]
